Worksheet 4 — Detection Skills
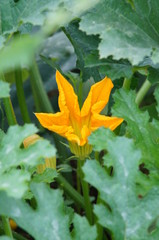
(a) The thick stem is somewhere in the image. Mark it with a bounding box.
[135,79,151,106]
[76,160,81,213]
[29,58,53,113]
[57,173,85,210]
[0,73,17,126]
[1,216,13,238]
[123,77,131,90]
[0,222,27,240]
[29,77,41,113]
[78,160,93,225]
[15,68,31,123]
[3,98,17,125]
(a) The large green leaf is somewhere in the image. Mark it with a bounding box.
[72,214,97,240]
[0,169,30,198]
[112,89,159,171]
[0,0,99,36]
[88,127,114,152]
[85,52,133,80]
[154,86,159,115]
[0,183,71,240]
[64,20,133,81]
[33,168,58,183]
[0,1,100,73]
[84,128,159,240]
[80,0,159,65]
[0,124,56,198]
[0,35,41,73]
[0,0,60,34]
[0,183,97,240]
[64,20,101,82]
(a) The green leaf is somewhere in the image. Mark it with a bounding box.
[154,86,159,115]
[85,52,133,80]
[141,103,159,120]
[80,0,159,65]
[0,81,10,98]
[72,214,97,240]
[0,0,66,34]
[88,127,115,152]
[148,67,159,84]
[64,20,101,82]
[0,1,100,73]
[0,169,30,198]
[94,204,125,240]
[0,124,56,198]
[65,20,133,82]
[0,182,98,239]
[83,129,159,239]
[0,0,100,37]
[33,168,58,183]
[0,183,71,240]
[112,89,159,171]
[0,35,42,73]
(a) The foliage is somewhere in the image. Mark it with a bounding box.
[0,183,97,240]
[0,0,159,239]
[85,128,159,239]
[112,89,159,173]
[0,124,56,198]
[0,0,99,73]
[80,0,159,65]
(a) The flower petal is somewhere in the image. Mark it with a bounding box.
[91,113,124,131]
[35,112,69,127]
[65,132,81,145]
[80,125,91,146]
[35,112,72,137]
[81,76,113,116]
[56,71,80,118]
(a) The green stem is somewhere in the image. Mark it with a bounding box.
[95,151,99,161]
[12,231,27,240]
[78,160,93,224]
[3,98,17,125]
[135,79,151,106]
[97,222,104,240]
[123,77,131,90]
[57,173,85,210]
[29,58,53,113]
[0,73,17,126]
[76,160,81,213]
[0,222,27,240]
[1,216,13,238]
[15,68,31,123]
[29,76,41,113]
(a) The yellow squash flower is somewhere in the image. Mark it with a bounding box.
[35,71,123,159]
